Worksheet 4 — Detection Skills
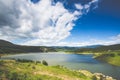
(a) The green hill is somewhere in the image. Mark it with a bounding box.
[0,40,56,54]
[73,44,120,66]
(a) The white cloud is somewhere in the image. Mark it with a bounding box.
[75,4,83,10]
[0,0,99,46]
[111,34,120,40]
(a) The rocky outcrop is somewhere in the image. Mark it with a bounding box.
[93,73,115,80]
[78,70,93,77]
[78,70,115,80]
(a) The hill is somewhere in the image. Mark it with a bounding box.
[73,44,120,66]
[75,44,120,53]
[0,40,56,54]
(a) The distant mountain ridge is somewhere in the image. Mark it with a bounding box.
[79,45,103,48]
[75,44,120,53]
[52,45,103,49]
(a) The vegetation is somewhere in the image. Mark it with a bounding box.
[73,44,120,66]
[0,40,56,54]
[0,39,117,80]
[54,47,79,52]
[16,59,34,63]
[94,50,120,66]
[0,60,102,80]
[42,60,48,66]
[74,44,120,53]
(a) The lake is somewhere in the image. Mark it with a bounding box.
[1,52,120,80]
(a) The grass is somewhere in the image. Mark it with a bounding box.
[107,56,120,66]
[0,60,96,80]
[94,50,120,66]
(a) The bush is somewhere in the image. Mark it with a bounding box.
[32,66,36,69]
[8,72,18,80]
[35,61,41,65]
[117,53,120,56]
[16,59,33,63]
[27,64,31,67]
[42,60,48,66]
[109,54,115,57]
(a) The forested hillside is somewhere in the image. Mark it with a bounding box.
[0,40,56,54]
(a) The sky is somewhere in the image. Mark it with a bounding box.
[0,0,120,46]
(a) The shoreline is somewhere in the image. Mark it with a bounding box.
[0,59,116,80]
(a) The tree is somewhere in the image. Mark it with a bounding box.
[42,60,48,66]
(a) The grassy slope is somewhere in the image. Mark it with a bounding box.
[0,60,95,80]
[107,56,120,66]
[94,51,120,66]
[70,44,120,67]
[0,39,56,54]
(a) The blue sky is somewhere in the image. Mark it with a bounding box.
[68,10,120,42]
[53,0,120,46]
[0,0,120,46]
[59,0,120,45]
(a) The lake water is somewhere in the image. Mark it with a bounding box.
[1,52,120,80]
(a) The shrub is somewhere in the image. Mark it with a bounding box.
[27,64,31,67]
[117,53,120,56]
[8,72,18,80]
[109,54,115,57]
[35,61,41,65]
[32,66,36,69]
[16,59,33,63]
[42,60,48,66]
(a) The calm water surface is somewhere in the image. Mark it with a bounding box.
[1,52,120,80]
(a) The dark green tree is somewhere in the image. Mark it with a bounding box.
[42,60,48,66]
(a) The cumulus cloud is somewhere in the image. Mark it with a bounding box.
[0,0,99,46]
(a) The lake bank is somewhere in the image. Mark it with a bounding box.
[0,60,115,80]
[1,52,120,80]
[94,53,120,67]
